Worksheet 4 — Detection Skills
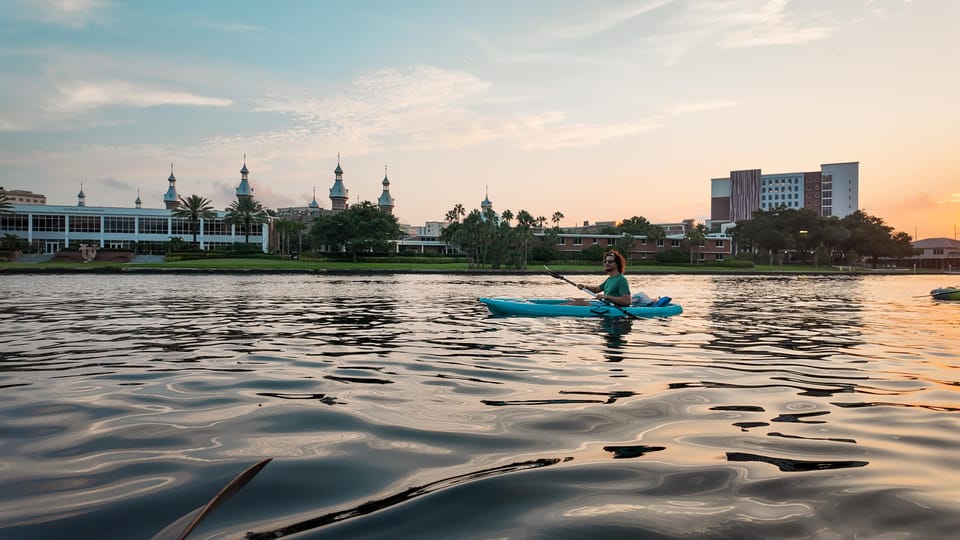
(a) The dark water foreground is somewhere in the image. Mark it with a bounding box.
[1,273,958,539]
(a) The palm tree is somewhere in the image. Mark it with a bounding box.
[171,194,216,245]
[551,211,564,229]
[225,197,269,246]
[274,218,305,256]
[445,203,466,223]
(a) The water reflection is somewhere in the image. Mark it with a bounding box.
[0,273,958,540]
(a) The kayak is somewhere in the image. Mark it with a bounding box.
[478,297,682,318]
[931,286,960,300]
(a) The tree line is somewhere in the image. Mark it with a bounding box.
[730,208,915,266]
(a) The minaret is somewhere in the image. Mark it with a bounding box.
[77,181,86,207]
[135,189,142,209]
[236,155,253,201]
[377,165,395,214]
[163,164,178,209]
[308,187,320,215]
[329,154,348,212]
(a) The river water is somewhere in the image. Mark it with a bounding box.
[1,273,958,539]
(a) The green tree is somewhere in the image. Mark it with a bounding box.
[225,197,269,246]
[167,236,189,252]
[551,211,564,229]
[171,194,216,245]
[442,210,486,268]
[445,203,466,223]
[840,210,900,267]
[618,216,667,239]
[311,201,402,261]
[2,233,26,251]
[487,209,514,269]
[514,209,537,270]
[614,233,635,259]
[581,244,605,261]
[683,223,708,264]
[274,218,305,256]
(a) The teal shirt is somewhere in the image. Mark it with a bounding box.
[601,274,630,297]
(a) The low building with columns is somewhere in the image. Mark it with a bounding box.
[0,161,268,254]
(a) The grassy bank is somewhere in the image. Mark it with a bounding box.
[0,257,902,274]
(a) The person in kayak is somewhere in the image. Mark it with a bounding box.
[571,250,632,307]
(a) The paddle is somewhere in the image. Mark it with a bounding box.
[544,265,639,320]
[151,457,273,540]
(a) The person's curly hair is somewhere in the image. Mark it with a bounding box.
[604,250,626,273]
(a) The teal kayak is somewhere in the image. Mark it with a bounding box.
[931,287,960,300]
[479,297,682,318]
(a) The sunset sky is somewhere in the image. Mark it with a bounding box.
[1,0,958,238]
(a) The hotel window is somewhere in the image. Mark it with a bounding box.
[573,237,583,245]
[671,239,680,247]
[656,239,664,248]
[32,215,66,232]
[715,239,725,248]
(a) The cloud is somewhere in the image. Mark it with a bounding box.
[11,0,110,28]
[243,65,649,153]
[718,0,836,48]
[539,0,677,41]
[55,80,233,112]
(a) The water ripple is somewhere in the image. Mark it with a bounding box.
[1,273,959,539]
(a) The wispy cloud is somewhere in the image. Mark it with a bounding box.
[245,65,648,153]
[11,0,110,28]
[539,0,677,41]
[55,80,233,112]
[718,0,836,48]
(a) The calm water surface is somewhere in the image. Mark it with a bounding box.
[1,273,959,539]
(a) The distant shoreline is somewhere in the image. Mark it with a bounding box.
[0,264,944,277]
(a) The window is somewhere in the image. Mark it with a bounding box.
[716,254,724,261]
[573,237,583,246]
[204,218,230,235]
[933,249,944,255]
[32,215,65,232]
[171,218,192,236]
[0,214,29,231]
[671,239,680,247]
[656,239,664,248]
[715,239,725,248]
[139,217,168,234]
[104,216,135,234]
[70,216,101,233]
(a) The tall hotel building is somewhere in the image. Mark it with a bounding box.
[710,162,859,228]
